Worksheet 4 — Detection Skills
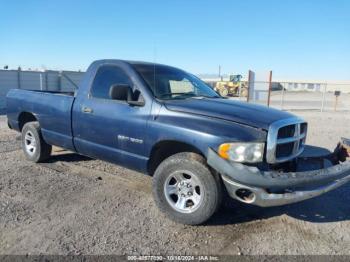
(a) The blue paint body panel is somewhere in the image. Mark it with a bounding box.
[6,59,295,174]
[6,89,75,151]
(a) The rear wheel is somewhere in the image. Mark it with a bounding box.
[153,152,222,225]
[21,122,52,162]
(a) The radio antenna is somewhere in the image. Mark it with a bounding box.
[153,42,157,90]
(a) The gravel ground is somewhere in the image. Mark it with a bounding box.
[1,111,350,255]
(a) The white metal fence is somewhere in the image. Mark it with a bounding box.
[269,82,350,112]
[227,81,350,112]
[0,69,84,114]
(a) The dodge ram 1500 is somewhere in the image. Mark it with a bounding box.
[6,60,350,224]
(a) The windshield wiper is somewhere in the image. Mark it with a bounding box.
[157,92,197,99]
[190,95,222,99]
[158,92,221,100]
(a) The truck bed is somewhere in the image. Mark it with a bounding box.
[6,89,76,151]
[21,89,76,96]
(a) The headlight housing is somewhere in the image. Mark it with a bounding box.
[218,142,265,163]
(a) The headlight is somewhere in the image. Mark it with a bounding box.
[218,142,265,163]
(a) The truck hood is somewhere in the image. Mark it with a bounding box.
[163,98,296,130]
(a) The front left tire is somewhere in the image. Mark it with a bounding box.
[152,152,222,225]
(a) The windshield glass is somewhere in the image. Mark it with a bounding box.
[132,64,220,100]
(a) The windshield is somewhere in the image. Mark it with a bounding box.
[132,64,220,100]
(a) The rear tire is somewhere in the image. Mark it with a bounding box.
[153,152,222,225]
[21,122,52,162]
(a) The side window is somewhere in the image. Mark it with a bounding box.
[91,65,132,99]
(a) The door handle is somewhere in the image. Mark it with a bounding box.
[82,106,93,114]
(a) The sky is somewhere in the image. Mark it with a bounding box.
[0,0,349,80]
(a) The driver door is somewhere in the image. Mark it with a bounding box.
[72,65,151,171]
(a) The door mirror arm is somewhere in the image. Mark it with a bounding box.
[127,99,145,106]
[127,88,145,107]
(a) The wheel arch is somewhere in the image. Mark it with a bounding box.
[147,140,205,176]
[18,112,38,131]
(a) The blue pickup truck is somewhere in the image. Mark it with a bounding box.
[6,60,350,225]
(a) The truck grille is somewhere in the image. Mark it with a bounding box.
[266,118,307,164]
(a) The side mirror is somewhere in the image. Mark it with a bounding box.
[109,84,132,101]
[109,84,145,106]
[127,89,145,107]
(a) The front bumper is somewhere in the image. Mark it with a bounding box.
[207,139,350,207]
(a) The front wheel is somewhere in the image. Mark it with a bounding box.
[219,88,228,97]
[153,152,222,225]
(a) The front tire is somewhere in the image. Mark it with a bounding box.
[21,122,52,162]
[153,152,222,225]
[219,88,228,97]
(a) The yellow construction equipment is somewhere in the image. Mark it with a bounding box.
[214,74,248,97]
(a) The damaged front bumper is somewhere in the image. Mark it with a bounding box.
[207,138,350,207]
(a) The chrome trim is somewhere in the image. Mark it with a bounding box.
[277,133,306,144]
[266,117,307,164]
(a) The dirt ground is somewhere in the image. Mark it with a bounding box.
[1,111,350,255]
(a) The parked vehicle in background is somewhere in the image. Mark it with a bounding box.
[6,60,350,225]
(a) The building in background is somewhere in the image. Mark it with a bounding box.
[274,79,350,93]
